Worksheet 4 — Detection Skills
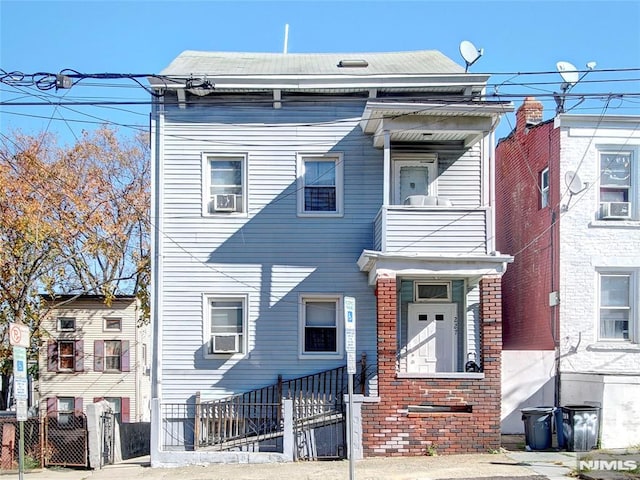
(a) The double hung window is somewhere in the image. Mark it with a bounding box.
[599,272,634,341]
[204,295,246,356]
[599,152,632,220]
[299,295,342,358]
[298,154,343,216]
[205,155,246,214]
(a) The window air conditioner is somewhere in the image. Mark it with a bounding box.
[211,334,240,354]
[213,194,236,212]
[600,201,630,219]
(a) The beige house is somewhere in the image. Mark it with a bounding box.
[38,295,150,423]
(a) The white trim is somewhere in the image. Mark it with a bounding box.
[391,153,438,205]
[57,317,76,332]
[298,293,344,359]
[296,153,344,217]
[202,293,249,359]
[201,153,248,217]
[596,269,637,344]
[103,317,122,332]
[414,281,452,302]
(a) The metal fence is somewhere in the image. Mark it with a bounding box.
[0,416,42,471]
[161,403,196,451]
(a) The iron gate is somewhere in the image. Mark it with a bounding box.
[44,412,88,467]
[293,400,346,460]
[101,411,116,466]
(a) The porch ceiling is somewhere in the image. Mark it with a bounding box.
[360,100,513,148]
[357,249,514,286]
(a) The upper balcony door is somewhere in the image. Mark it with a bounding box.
[392,154,438,205]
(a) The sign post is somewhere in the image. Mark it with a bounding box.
[344,297,356,480]
[9,323,30,480]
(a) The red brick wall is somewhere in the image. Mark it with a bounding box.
[495,99,559,350]
[361,275,503,456]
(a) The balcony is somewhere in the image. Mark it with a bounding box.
[373,204,490,255]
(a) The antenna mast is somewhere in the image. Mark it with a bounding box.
[283,24,289,54]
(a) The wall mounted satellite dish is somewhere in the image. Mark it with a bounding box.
[562,170,587,211]
[459,40,484,72]
[565,171,586,195]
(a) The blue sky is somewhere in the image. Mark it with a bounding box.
[1,0,639,144]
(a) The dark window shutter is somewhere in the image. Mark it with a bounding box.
[94,340,104,372]
[47,341,58,372]
[46,397,56,416]
[121,340,130,372]
[74,340,84,372]
[74,397,83,413]
[121,397,130,423]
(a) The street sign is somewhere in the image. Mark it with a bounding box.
[13,346,27,379]
[344,296,356,374]
[15,399,28,422]
[9,323,30,348]
[14,378,28,400]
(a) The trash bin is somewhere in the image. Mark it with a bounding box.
[555,407,565,448]
[562,405,600,451]
[521,406,554,450]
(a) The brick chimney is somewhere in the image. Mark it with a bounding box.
[516,97,543,134]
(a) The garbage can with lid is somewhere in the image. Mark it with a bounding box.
[562,405,600,451]
[521,406,554,450]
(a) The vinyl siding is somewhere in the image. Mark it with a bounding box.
[159,101,380,402]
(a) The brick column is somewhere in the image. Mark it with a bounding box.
[478,275,503,452]
[376,272,397,381]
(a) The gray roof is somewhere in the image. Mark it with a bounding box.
[160,50,466,77]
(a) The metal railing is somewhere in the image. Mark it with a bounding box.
[158,355,375,452]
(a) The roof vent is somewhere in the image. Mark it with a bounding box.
[337,59,368,68]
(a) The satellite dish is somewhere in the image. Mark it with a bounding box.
[565,171,585,194]
[459,40,483,72]
[556,61,580,86]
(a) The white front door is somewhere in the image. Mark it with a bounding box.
[407,303,457,373]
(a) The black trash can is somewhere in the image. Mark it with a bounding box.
[562,405,600,451]
[521,406,554,450]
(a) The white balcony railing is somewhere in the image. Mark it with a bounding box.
[373,205,490,255]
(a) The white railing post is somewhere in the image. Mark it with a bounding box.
[282,399,294,461]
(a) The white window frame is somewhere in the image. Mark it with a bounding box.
[392,153,438,205]
[57,317,76,332]
[597,270,637,343]
[297,153,344,217]
[202,153,248,216]
[298,294,344,359]
[414,281,452,302]
[103,317,122,332]
[203,294,248,359]
[540,167,550,209]
[598,150,633,220]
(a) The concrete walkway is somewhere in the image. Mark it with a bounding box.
[10,451,578,480]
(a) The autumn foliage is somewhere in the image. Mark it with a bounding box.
[0,127,150,401]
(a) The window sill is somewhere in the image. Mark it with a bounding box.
[586,342,640,352]
[297,212,344,218]
[397,372,485,380]
[299,352,344,360]
[589,220,640,229]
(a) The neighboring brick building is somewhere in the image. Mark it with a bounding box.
[496,98,640,448]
